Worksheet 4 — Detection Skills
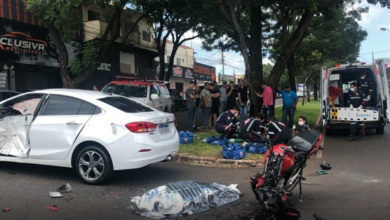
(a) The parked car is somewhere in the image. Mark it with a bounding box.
[0,90,20,101]
[0,89,179,184]
[101,78,172,112]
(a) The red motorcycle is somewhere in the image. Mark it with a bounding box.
[250,129,324,216]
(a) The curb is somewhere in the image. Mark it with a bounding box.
[174,154,264,168]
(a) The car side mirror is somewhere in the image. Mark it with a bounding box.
[151,94,159,100]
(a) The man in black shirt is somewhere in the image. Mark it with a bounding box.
[347,82,367,141]
[237,79,249,123]
[226,82,238,110]
[209,83,221,127]
[215,105,240,138]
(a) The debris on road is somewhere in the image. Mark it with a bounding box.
[130,181,241,219]
[45,205,60,211]
[3,208,11,212]
[57,183,72,193]
[320,161,331,170]
[316,169,329,175]
[49,191,63,198]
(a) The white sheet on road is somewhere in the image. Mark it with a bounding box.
[130,181,241,219]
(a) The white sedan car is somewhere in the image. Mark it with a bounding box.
[0,89,179,184]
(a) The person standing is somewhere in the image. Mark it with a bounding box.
[347,82,367,141]
[93,85,99,91]
[226,82,238,110]
[193,84,201,131]
[255,82,274,117]
[279,84,298,129]
[200,82,212,129]
[237,79,249,123]
[185,81,199,131]
[219,81,228,113]
[357,72,375,110]
[209,83,221,127]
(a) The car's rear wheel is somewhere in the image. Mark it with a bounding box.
[376,126,384,134]
[75,146,113,185]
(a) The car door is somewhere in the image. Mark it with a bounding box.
[320,66,329,126]
[150,84,163,111]
[28,95,95,160]
[375,60,390,121]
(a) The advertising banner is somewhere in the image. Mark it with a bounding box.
[193,62,216,81]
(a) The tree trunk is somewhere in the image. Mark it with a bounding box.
[306,85,311,102]
[313,81,318,100]
[248,3,263,116]
[268,9,314,92]
[48,25,72,88]
[287,55,296,92]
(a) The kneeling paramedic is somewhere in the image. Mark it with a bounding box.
[267,116,291,145]
[347,82,367,141]
[215,105,240,138]
[241,113,267,143]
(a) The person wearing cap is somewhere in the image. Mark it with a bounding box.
[219,81,228,113]
[255,81,274,117]
[279,84,298,129]
[209,83,221,127]
[185,81,199,131]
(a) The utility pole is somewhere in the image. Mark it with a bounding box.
[372,51,375,64]
[221,48,225,81]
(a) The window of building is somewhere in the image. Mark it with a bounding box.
[142,30,151,42]
[88,10,100,21]
[176,58,181,65]
[167,56,171,62]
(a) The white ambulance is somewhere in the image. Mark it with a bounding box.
[320,59,390,135]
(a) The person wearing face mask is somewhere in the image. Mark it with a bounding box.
[357,72,375,110]
[347,82,367,141]
[215,105,240,138]
[240,112,267,143]
[293,116,310,134]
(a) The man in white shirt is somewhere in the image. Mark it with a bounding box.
[219,81,228,114]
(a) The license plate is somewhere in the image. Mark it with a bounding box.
[159,124,170,134]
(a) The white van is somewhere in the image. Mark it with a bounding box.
[320,60,390,135]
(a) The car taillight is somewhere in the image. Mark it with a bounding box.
[126,122,157,133]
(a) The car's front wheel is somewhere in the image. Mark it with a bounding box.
[75,146,113,184]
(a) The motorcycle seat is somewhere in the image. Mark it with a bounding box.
[287,130,320,153]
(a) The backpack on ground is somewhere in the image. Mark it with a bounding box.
[222,143,246,160]
[179,131,194,144]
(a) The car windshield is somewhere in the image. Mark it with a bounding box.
[99,97,153,113]
[101,84,147,98]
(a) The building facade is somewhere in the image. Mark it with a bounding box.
[0,1,157,91]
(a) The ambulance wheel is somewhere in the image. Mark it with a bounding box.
[325,128,333,136]
[376,127,384,134]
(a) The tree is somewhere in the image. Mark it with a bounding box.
[134,0,201,81]
[367,0,390,8]
[26,0,141,88]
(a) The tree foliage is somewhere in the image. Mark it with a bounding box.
[134,0,202,81]
[26,0,139,88]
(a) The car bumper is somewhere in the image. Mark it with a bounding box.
[326,118,386,130]
[108,132,180,170]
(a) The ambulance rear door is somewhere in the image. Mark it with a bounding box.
[320,66,330,126]
[375,59,390,122]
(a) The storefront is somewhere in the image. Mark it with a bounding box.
[0,17,83,90]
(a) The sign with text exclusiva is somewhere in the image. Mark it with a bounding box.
[193,62,216,81]
[0,18,81,67]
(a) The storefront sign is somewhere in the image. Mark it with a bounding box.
[0,18,81,67]
[154,61,194,79]
[0,32,47,55]
[97,63,111,71]
[193,62,216,81]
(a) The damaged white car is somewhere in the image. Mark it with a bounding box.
[0,89,179,184]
